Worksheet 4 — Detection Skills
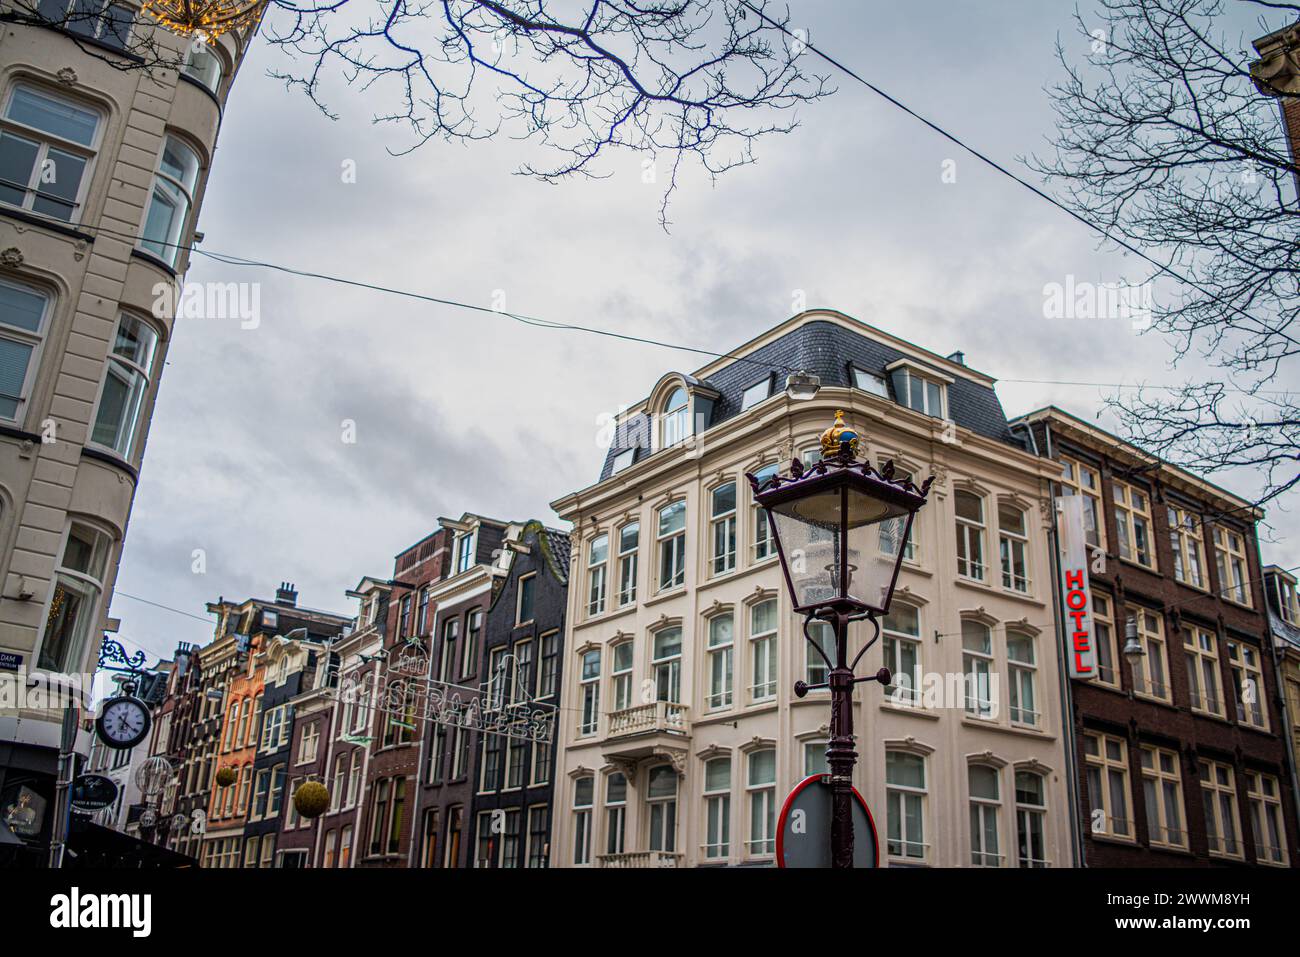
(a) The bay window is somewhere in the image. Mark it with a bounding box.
[37,521,112,671]
[182,41,223,93]
[140,135,200,267]
[90,314,159,457]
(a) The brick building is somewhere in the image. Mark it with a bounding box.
[1015,407,1298,867]
[467,520,569,868]
[408,513,508,867]
[357,528,452,868]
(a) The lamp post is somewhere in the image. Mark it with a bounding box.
[748,410,933,868]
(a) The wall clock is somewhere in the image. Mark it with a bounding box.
[96,691,151,750]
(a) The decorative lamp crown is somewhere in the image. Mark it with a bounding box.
[819,410,860,459]
[140,0,267,41]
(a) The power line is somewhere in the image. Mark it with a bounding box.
[114,590,213,624]
[739,1,1297,353]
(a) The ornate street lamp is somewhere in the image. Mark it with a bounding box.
[748,410,933,868]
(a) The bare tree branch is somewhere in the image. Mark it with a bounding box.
[1029,0,1299,512]
[260,0,834,226]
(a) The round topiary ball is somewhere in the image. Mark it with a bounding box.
[293,780,330,819]
[215,766,237,788]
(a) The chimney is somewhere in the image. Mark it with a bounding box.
[1251,23,1300,191]
[276,582,298,606]
[947,351,966,366]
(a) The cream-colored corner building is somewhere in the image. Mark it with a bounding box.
[550,310,1074,868]
[0,1,257,849]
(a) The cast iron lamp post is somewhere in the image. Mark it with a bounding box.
[748,410,933,868]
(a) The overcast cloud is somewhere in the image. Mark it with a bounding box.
[108,0,1299,664]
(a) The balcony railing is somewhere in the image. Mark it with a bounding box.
[607,701,689,738]
[597,850,684,868]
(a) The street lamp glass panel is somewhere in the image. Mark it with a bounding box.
[769,485,910,611]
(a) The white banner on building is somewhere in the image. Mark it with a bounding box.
[1056,495,1097,681]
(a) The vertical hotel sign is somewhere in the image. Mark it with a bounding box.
[1056,495,1097,680]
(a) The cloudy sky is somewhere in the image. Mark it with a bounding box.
[107,0,1299,665]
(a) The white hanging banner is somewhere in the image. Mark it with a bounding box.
[1056,495,1098,681]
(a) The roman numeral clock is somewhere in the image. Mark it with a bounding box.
[96,680,152,750]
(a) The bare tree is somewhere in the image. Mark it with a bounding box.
[1029,0,1299,513]
[262,0,830,225]
[9,0,831,226]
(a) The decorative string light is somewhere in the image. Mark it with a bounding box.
[140,0,266,42]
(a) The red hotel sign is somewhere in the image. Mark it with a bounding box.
[1056,495,1097,680]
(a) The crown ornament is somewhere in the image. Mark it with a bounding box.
[819,409,861,459]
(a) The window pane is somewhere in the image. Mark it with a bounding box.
[748,749,775,786]
[0,279,47,335]
[0,338,35,417]
[7,87,98,146]
[658,501,686,536]
[0,132,40,207]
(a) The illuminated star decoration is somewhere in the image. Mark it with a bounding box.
[139,0,267,42]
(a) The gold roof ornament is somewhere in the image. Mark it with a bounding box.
[819,409,861,459]
[140,0,267,41]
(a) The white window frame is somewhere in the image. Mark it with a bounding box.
[586,533,608,617]
[656,501,686,592]
[616,521,638,606]
[1139,744,1186,850]
[1113,480,1156,570]
[0,83,102,224]
[0,275,51,426]
[955,490,986,582]
[749,598,778,703]
[709,482,737,576]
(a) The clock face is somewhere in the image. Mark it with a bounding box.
[96,696,151,749]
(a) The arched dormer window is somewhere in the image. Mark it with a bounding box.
[661,387,689,448]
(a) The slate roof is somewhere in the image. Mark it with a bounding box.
[599,318,1024,481]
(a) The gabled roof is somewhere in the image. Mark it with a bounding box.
[598,313,1022,480]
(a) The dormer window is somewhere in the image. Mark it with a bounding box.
[1267,571,1298,624]
[661,387,690,448]
[851,367,888,398]
[887,362,948,419]
[455,531,476,574]
[611,448,635,474]
[741,378,771,411]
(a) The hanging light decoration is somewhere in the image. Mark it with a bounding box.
[140,0,268,42]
